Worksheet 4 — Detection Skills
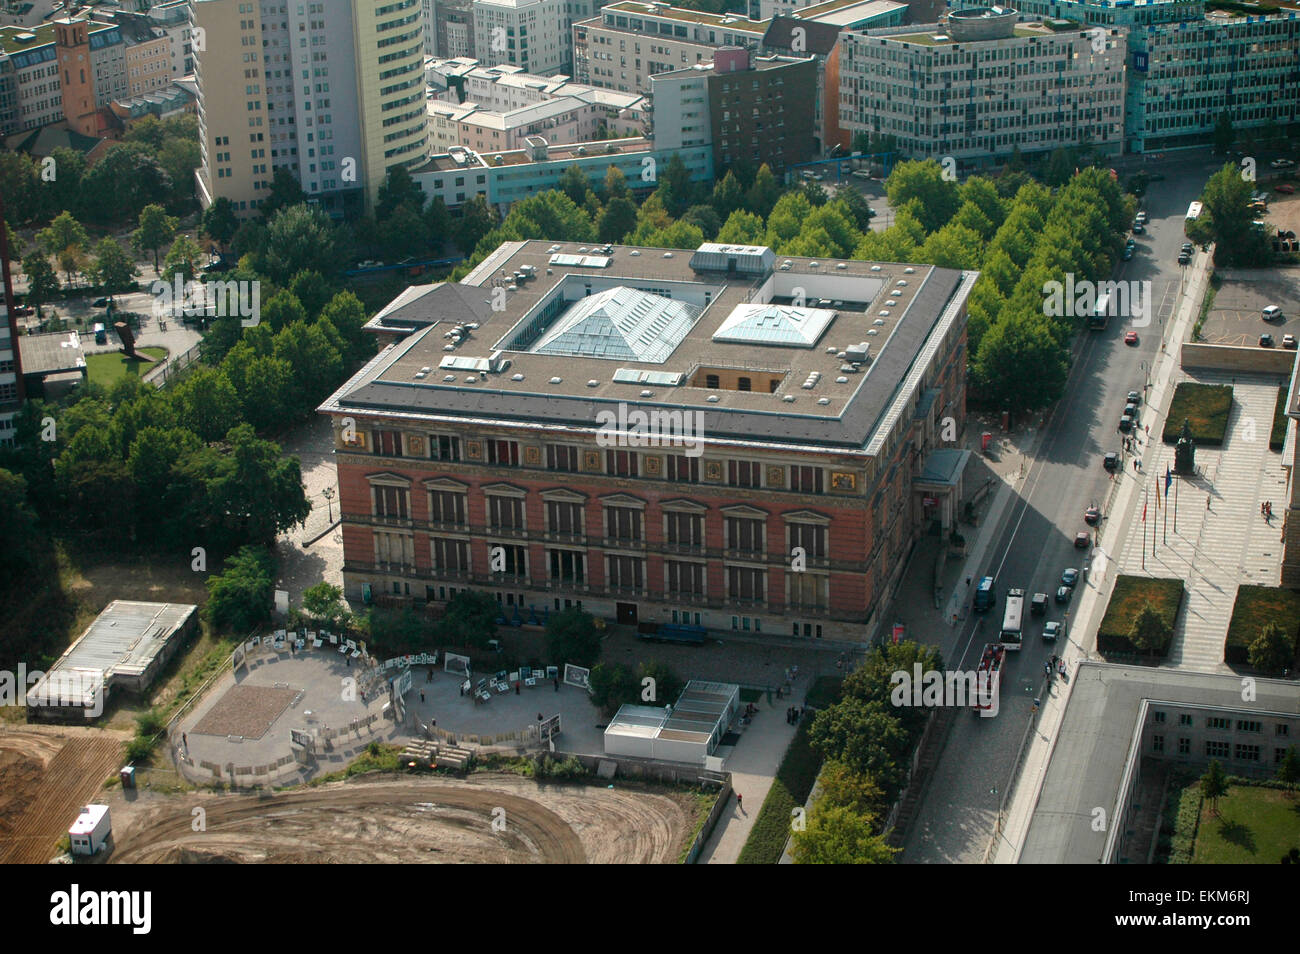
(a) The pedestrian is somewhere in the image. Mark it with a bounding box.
[1145,424,1149,435]
[553,676,559,692]
[1207,495,1211,511]
[515,681,521,695]
[459,683,464,697]
[966,577,971,587]
[346,655,350,667]
[420,690,425,703]
[776,686,783,700]
[736,793,743,809]
[182,732,188,750]
[537,712,543,723]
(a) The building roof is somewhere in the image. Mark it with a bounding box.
[321,239,975,455]
[363,282,498,335]
[3,123,110,159]
[26,601,196,708]
[1020,662,1300,864]
[606,681,739,748]
[798,0,905,26]
[18,330,86,377]
[533,286,703,362]
[762,15,842,54]
[712,303,837,348]
[600,1,769,33]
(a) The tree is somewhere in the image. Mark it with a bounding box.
[0,468,40,579]
[1248,621,1293,674]
[746,163,780,219]
[261,289,309,333]
[455,196,498,256]
[1277,746,1300,794]
[716,209,766,246]
[1127,602,1171,654]
[971,311,1069,417]
[809,697,911,798]
[792,804,898,864]
[425,196,453,250]
[380,203,429,262]
[0,151,41,225]
[558,164,593,207]
[202,197,239,252]
[37,211,89,284]
[302,581,345,627]
[375,165,425,221]
[288,270,334,321]
[172,366,241,444]
[1212,111,1235,155]
[260,168,308,220]
[597,196,638,244]
[133,204,179,273]
[654,153,695,217]
[603,164,630,201]
[801,180,829,207]
[681,203,721,241]
[90,238,139,295]
[1200,759,1230,816]
[22,253,59,315]
[161,234,204,283]
[588,663,639,716]
[1200,162,1272,267]
[262,204,342,283]
[435,590,498,649]
[545,607,602,668]
[319,290,371,365]
[79,145,171,223]
[816,760,886,817]
[642,220,705,250]
[710,171,744,218]
[204,545,274,633]
[886,160,960,233]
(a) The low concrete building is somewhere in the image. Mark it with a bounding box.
[17,330,86,401]
[26,601,198,722]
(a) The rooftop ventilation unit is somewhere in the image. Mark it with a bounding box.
[707,395,720,402]
[512,373,525,381]
[782,395,795,402]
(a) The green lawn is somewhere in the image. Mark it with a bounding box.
[1224,585,1300,666]
[1097,575,1184,656]
[1162,383,1233,446]
[1192,784,1300,864]
[736,719,821,864]
[1270,385,1288,451]
[85,347,168,388]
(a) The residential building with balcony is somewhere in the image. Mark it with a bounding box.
[320,239,975,641]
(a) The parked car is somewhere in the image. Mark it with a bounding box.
[1135,211,1148,225]
[1181,242,1194,253]
[866,207,878,218]
[92,297,109,308]
[1061,568,1079,587]
[1119,413,1134,432]
[1103,452,1120,472]
[1269,158,1295,169]
[1132,222,1146,234]
[1085,506,1101,526]
[1261,333,1275,347]
[851,170,872,180]
[1124,402,1139,421]
[1031,592,1049,616]
[1285,334,1298,349]
[1074,531,1090,549]
[1264,305,1283,321]
[1124,330,1139,345]
[1121,246,1134,261]
[1178,251,1191,265]
[1043,620,1065,642]
[1276,183,1296,194]
[1055,585,1073,605]
[1127,390,1141,406]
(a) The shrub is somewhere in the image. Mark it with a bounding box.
[1098,576,1183,656]
[1162,383,1233,446]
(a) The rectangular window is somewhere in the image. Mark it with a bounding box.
[667,455,699,482]
[606,449,639,477]
[430,434,461,461]
[606,506,643,542]
[493,544,527,576]
[1179,713,1193,726]
[1206,717,1231,731]
[431,537,469,572]
[486,439,519,466]
[428,491,466,525]
[788,523,826,559]
[373,429,404,457]
[1178,737,1190,755]
[1205,740,1230,758]
[547,444,579,471]
[1234,743,1261,762]
[373,485,408,519]
[665,560,704,596]
[789,465,824,494]
[549,549,585,583]
[726,516,764,552]
[666,511,703,546]
[1152,734,1164,753]
[1153,711,1167,724]
[727,566,765,602]
[728,460,761,488]
[487,496,524,530]
[1236,720,1262,733]
[607,555,643,590]
[547,500,583,535]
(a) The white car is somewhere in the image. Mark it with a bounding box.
[851,170,873,180]
[1263,305,1283,321]
[1270,158,1295,169]
[1135,211,1147,225]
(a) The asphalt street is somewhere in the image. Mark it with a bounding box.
[902,151,1227,863]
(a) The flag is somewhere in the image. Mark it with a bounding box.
[1165,466,1172,498]
[1143,498,1148,522]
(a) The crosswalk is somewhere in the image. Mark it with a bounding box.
[1114,372,1287,672]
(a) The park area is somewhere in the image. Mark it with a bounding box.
[85,346,167,388]
[1161,383,1233,445]
[1164,776,1300,864]
[1098,575,1185,656]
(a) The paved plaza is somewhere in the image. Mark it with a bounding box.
[1113,370,1288,672]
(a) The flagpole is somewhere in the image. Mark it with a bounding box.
[1174,475,1178,533]
[1164,477,1168,545]
[1142,488,1147,570]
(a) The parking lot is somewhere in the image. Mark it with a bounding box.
[1201,268,1300,347]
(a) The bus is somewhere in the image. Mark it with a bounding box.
[1186,200,1203,222]
[1088,291,1112,330]
[1000,588,1025,650]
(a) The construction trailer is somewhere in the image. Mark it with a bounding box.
[68,804,112,856]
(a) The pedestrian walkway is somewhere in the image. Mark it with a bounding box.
[1114,371,1286,672]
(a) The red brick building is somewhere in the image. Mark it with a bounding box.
[321,240,975,641]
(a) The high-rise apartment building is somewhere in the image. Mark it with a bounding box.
[472,0,569,76]
[193,0,426,218]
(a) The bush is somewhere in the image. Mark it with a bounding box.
[544,607,602,669]
[203,545,274,633]
[1248,622,1294,674]
[1098,576,1183,656]
[1162,383,1233,446]
[135,709,164,737]
[737,720,821,864]
[1225,585,1300,666]
[125,736,155,763]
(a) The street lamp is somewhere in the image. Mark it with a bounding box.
[323,485,336,523]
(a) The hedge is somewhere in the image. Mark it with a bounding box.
[1224,584,1300,666]
[1270,385,1288,451]
[1098,575,1184,656]
[1162,383,1233,446]
[736,720,821,864]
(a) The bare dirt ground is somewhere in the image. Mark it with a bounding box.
[0,726,129,863]
[108,773,697,864]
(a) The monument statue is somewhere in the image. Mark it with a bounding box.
[1174,418,1196,475]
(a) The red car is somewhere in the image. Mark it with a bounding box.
[1276,183,1296,194]
[1124,331,1139,345]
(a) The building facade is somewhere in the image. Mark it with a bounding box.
[0,193,22,448]
[472,0,570,75]
[410,136,710,212]
[320,240,975,642]
[434,0,477,58]
[839,13,1127,167]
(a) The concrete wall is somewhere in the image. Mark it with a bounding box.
[1181,343,1300,376]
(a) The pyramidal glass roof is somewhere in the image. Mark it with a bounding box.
[711,303,837,348]
[532,287,701,363]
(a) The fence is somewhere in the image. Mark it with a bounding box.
[145,339,204,389]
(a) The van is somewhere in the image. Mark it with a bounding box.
[973,576,996,613]
[93,322,107,345]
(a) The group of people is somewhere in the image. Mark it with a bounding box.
[1262,500,1274,520]
[786,706,803,725]
[1044,654,1067,679]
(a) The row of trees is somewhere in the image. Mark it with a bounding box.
[792,641,944,863]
